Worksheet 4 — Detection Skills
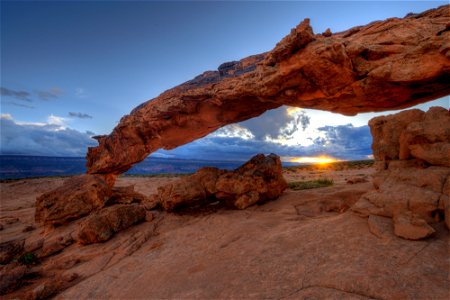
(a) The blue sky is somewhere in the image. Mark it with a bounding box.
[1,1,449,162]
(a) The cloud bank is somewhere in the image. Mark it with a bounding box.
[1,114,97,157]
[1,106,373,161]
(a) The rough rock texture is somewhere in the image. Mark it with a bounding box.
[150,154,288,211]
[393,211,436,240]
[86,5,450,175]
[0,239,24,264]
[2,167,450,299]
[78,204,146,245]
[0,263,27,294]
[35,175,112,226]
[108,185,149,205]
[353,107,450,239]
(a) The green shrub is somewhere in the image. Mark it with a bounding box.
[288,178,334,190]
[18,252,38,265]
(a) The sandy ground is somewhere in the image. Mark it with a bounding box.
[1,166,449,299]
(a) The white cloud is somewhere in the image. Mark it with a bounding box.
[0,114,96,156]
[1,114,13,120]
[47,114,67,127]
[213,124,254,140]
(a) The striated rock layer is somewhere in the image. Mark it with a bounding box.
[87,5,450,175]
[353,107,450,240]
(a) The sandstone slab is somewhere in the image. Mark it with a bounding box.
[35,175,112,226]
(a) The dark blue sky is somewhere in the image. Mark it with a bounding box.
[1,1,448,161]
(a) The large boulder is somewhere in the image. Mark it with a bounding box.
[35,175,112,226]
[151,154,288,211]
[77,204,146,245]
[368,109,424,161]
[215,154,288,209]
[353,107,450,239]
[400,106,450,166]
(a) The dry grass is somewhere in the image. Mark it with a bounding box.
[288,178,334,190]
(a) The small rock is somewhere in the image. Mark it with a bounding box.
[322,28,332,37]
[393,211,435,240]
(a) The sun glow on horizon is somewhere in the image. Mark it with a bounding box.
[286,155,340,165]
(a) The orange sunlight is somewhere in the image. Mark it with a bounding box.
[288,155,339,165]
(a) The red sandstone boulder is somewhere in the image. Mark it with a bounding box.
[151,154,288,211]
[35,175,112,226]
[368,109,424,161]
[77,204,146,244]
[215,154,288,209]
[400,106,450,166]
[354,107,450,238]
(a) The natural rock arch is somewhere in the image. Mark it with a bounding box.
[87,5,450,176]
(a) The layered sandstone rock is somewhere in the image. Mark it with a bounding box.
[86,5,450,175]
[78,204,146,245]
[353,107,450,239]
[35,175,112,226]
[151,154,288,211]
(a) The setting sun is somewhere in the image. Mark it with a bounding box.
[288,155,339,165]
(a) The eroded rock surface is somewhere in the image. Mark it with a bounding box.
[150,154,288,211]
[35,175,112,226]
[86,5,450,175]
[2,165,449,299]
[78,204,146,245]
[353,107,450,239]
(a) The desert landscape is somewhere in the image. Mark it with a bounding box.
[1,2,449,299]
[1,106,450,299]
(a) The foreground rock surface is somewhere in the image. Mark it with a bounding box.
[353,107,450,239]
[86,5,450,175]
[152,153,288,210]
[1,172,449,299]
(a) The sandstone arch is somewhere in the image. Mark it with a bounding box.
[87,5,450,175]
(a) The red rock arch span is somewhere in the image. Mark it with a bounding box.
[87,5,450,176]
